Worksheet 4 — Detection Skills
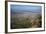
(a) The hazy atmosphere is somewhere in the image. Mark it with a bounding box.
[10,4,42,29]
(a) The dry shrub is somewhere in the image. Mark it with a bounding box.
[31,15,42,28]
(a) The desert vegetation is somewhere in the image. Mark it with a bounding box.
[11,14,42,29]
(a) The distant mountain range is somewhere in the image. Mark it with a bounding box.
[11,10,41,15]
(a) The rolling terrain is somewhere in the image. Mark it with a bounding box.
[11,11,42,29]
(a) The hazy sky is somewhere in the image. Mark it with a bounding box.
[10,5,42,13]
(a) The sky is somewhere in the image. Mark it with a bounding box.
[10,5,42,13]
